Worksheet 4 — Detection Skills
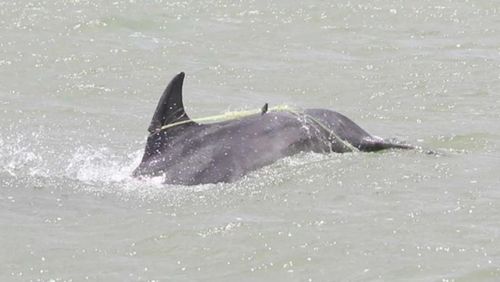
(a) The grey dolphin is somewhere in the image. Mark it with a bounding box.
[133,72,412,185]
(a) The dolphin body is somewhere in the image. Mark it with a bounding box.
[133,72,412,185]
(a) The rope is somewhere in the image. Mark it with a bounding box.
[303,114,359,152]
[157,105,359,152]
[159,105,295,131]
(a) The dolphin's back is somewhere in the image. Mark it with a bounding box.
[133,72,413,185]
[137,112,334,185]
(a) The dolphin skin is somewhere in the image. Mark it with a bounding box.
[133,72,412,185]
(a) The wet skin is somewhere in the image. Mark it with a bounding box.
[133,72,412,185]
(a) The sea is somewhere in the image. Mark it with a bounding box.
[1,0,499,281]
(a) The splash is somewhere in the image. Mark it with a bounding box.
[0,131,227,202]
[65,146,142,184]
[0,130,362,203]
[0,133,49,178]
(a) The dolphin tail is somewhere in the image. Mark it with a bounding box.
[381,139,414,150]
[358,137,414,152]
[147,72,193,133]
[370,139,439,155]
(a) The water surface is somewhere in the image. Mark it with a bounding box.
[1,0,500,281]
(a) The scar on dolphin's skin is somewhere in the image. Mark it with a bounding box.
[133,72,413,185]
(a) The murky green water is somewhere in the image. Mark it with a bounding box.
[1,0,500,281]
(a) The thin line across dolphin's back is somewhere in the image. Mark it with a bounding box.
[134,72,414,185]
[159,105,297,131]
[159,105,359,152]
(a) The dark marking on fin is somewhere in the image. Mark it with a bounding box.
[261,103,268,115]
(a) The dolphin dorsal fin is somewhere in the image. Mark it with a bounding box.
[148,72,192,133]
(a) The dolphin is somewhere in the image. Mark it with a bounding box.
[133,72,412,185]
